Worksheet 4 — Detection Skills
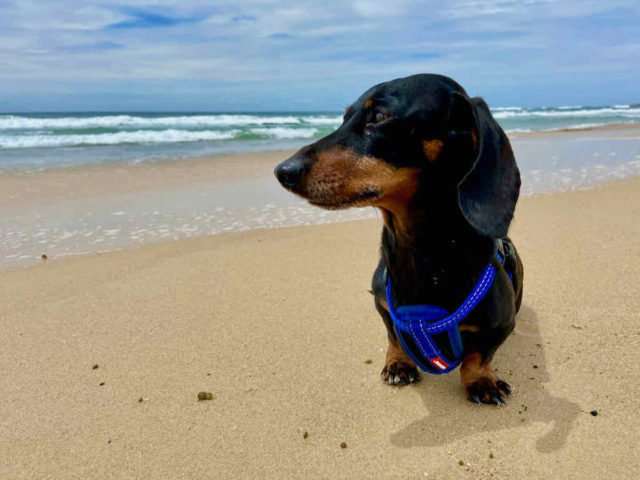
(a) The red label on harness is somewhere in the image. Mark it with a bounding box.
[429,357,449,370]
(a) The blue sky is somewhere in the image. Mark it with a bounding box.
[0,0,638,111]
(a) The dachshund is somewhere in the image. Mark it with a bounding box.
[274,74,523,405]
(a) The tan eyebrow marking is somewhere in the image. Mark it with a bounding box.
[364,98,373,109]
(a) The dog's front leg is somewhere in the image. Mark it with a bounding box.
[381,337,420,385]
[371,260,420,386]
[460,351,511,405]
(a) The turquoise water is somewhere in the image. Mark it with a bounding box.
[1,106,639,170]
[0,112,340,170]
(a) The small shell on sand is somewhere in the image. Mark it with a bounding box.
[197,391,213,400]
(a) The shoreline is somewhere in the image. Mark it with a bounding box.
[0,174,640,273]
[2,123,640,270]
[0,173,637,270]
[2,173,638,273]
[506,120,640,138]
[1,177,639,479]
[2,121,640,205]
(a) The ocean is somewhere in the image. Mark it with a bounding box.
[1,104,640,170]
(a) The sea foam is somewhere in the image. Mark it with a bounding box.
[492,106,640,119]
[0,129,240,148]
[0,114,343,130]
[249,127,318,139]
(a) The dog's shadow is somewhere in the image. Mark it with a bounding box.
[390,306,580,453]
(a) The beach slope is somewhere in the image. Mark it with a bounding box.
[1,178,639,479]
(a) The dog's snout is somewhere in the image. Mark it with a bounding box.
[274,154,308,190]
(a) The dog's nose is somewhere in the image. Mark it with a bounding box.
[274,155,307,190]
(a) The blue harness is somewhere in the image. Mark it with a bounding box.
[385,243,511,375]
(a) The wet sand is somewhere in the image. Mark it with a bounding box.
[1,176,639,479]
[2,123,640,270]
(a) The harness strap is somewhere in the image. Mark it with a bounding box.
[385,249,507,375]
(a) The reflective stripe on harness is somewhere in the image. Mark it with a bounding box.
[385,243,509,375]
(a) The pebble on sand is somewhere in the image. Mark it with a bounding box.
[590,410,598,416]
[364,359,373,364]
[92,364,99,370]
[41,254,47,260]
[340,442,347,449]
[303,431,308,439]
[197,391,213,401]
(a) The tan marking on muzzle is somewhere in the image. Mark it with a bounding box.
[303,146,420,209]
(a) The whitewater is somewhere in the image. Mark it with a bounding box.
[0,106,639,170]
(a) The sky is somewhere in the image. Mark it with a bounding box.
[0,0,638,111]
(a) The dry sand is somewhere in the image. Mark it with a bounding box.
[1,177,639,479]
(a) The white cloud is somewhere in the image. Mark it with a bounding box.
[0,0,638,109]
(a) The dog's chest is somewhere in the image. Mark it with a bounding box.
[391,243,481,305]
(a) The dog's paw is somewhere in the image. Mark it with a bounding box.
[466,378,511,405]
[381,362,420,386]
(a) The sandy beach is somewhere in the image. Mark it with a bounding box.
[4,2,640,477]
[1,169,639,478]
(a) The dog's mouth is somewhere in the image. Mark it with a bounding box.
[307,187,382,210]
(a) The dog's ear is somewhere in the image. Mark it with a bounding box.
[452,94,521,238]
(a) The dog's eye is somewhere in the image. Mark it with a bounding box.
[364,111,392,136]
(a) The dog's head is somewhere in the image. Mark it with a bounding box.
[274,74,520,238]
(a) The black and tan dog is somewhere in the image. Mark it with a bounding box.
[274,74,523,405]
